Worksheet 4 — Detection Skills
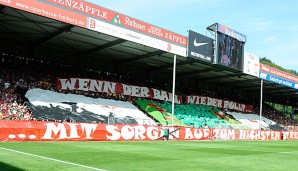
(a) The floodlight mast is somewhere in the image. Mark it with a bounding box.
[171,54,177,127]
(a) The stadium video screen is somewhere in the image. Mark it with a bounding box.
[217,32,244,71]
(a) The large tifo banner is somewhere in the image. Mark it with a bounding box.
[0,0,187,56]
[56,78,183,104]
[186,95,253,112]
[259,64,298,89]
[25,89,155,125]
[0,121,297,141]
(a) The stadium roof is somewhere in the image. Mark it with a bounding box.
[0,4,297,106]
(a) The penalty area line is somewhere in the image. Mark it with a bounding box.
[0,147,107,171]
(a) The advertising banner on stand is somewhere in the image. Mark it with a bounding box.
[48,0,187,56]
[244,52,260,77]
[87,17,186,56]
[259,71,298,89]
[260,64,298,83]
[0,0,87,27]
[0,0,187,56]
[187,30,214,63]
[259,64,298,89]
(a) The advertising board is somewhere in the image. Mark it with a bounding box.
[187,30,214,62]
[0,0,187,56]
[259,71,298,89]
[243,52,260,77]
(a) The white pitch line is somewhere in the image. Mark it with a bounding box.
[0,147,107,171]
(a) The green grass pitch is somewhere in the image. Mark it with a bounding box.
[0,140,297,171]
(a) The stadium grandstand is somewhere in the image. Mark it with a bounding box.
[1,1,298,171]
[0,0,297,142]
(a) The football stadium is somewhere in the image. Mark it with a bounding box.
[0,0,298,171]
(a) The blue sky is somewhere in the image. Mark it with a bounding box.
[88,0,298,71]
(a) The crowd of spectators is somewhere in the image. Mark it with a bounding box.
[252,103,298,131]
[262,106,288,126]
[0,75,32,120]
[286,124,298,132]
[0,53,297,131]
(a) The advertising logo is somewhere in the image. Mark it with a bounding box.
[112,14,122,25]
[260,72,267,79]
[167,43,171,51]
[194,39,207,47]
[217,24,246,42]
[89,19,96,29]
[187,30,214,63]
